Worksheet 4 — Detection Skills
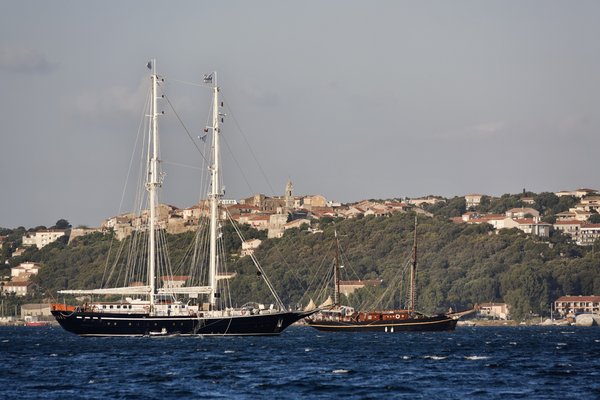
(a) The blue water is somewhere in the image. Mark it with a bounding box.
[1,326,599,399]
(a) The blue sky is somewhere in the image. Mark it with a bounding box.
[1,1,599,228]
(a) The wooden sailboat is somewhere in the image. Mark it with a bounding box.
[305,217,468,332]
[52,61,313,336]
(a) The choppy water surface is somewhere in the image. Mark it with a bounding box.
[1,326,599,399]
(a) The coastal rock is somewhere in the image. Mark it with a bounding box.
[575,314,600,327]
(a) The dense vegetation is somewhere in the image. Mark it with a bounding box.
[2,209,599,321]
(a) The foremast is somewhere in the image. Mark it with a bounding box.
[208,73,222,310]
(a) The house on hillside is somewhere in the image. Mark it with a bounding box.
[464,194,484,208]
[22,230,67,249]
[577,224,600,246]
[11,262,41,279]
[505,208,540,221]
[241,239,262,257]
[579,196,600,213]
[553,220,583,239]
[2,281,32,296]
[301,195,328,211]
[408,196,444,206]
[555,188,598,198]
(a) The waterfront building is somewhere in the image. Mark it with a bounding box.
[554,295,600,317]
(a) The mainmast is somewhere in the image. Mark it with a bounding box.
[208,72,221,309]
[409,215,418,315]
[147,59,162,309]
[333,230,341,306]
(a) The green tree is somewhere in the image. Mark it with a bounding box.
[53,219,72,229]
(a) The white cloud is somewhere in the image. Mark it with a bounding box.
[0,47,56,74]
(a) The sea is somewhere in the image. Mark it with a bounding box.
[1,325,599,399]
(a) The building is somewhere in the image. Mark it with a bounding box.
[579,196,600,213]
[555,188,598,198]
[241,239,262,257]
[465,194,484,208]
[20,303,52,319]
[408,196,444,206]
[68,227,104,244]
[11,262,41,279]
[283,218,311,231]
[509,219,551,237]
[267,211,289,239]
[505,208,540,221]
[301,195,328,211]
[553,220,583,239]
[2,281,32,296]
[554,295,600,318]
[577,224,600,246]
[22,229,67,249]
[339,280,382,297]
[240,214,270,231]
[477,303,510,320]
[161,276,189,289]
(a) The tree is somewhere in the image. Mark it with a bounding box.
[53,219,71,229]
[589,213,600,224]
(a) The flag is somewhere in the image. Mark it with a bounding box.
[146,61,152,70]
[203,73,213,83]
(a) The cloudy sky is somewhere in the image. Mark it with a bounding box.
[1,1,599,229]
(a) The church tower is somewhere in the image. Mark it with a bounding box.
[285,180,294,211]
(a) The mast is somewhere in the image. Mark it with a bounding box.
[409,215,417,315]
[147,59,161,309]
[334,230,341,306]
[208,72,221,309]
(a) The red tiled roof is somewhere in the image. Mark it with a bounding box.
[581,223,600,229]
[556,295,600,302]
[514,218,535,225]
[554,220,583,225]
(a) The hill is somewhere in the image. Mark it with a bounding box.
[5,212,600,321]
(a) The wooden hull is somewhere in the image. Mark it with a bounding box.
[52,309,311,337]
[306,314,457,332]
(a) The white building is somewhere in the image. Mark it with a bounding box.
[465,194,484,208]
[577,224,600,246]
[241,239,262,257]
[22,230,67,249]
[3,281,32,296]
[11,262,41,279]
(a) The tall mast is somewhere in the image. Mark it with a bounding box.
[409,215,418,314]
[334,230,341,306]
[208,72,221,309]
[147,59,161,309]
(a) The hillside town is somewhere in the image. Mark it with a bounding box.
[2,184,600,326]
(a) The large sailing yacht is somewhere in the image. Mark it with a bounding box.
[305,218,470,332]
[52,61,313,336]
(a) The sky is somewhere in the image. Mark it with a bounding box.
[1,1,599,229]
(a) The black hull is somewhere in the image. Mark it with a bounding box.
[52,310,311,337]
[306,314,457,332]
